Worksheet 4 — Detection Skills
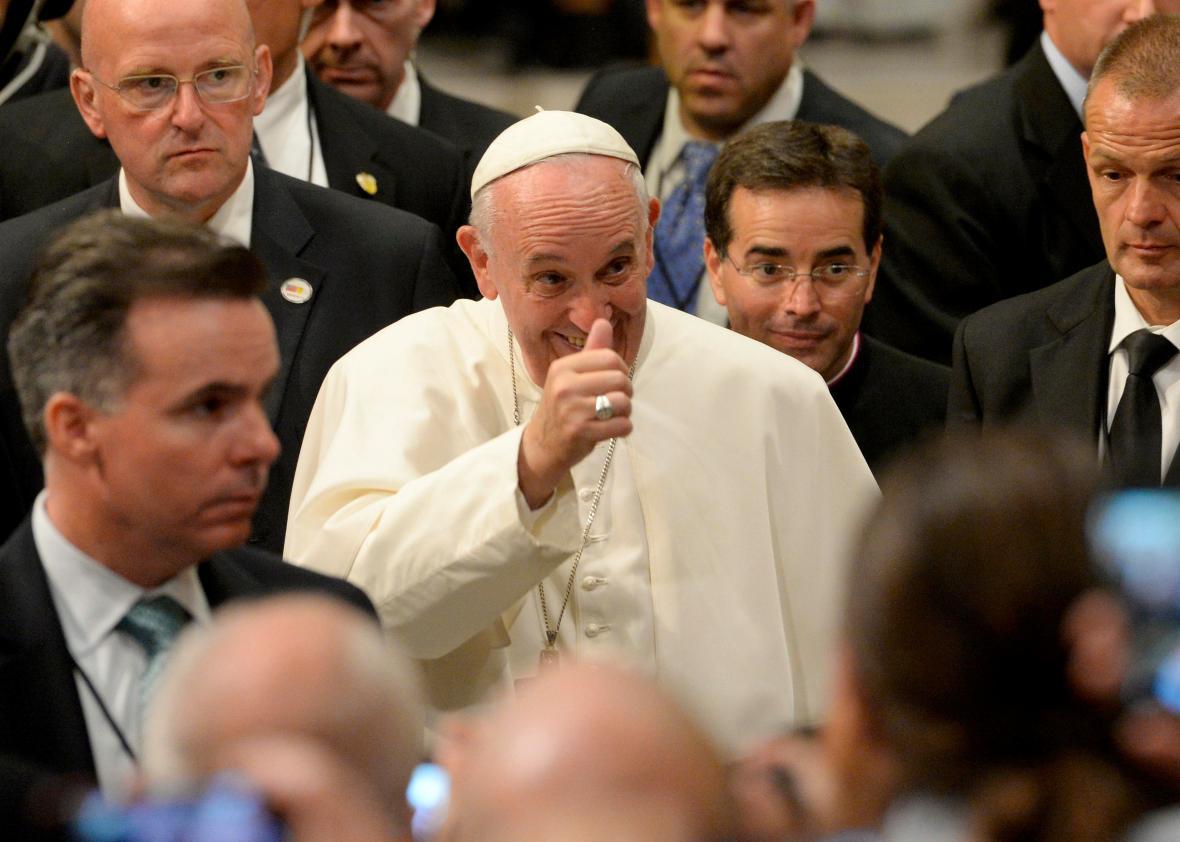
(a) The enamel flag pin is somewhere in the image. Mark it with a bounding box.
[281,278,313,304]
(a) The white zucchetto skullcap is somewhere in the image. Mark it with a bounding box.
[470,108,641,200]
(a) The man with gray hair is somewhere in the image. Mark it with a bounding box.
[286,110,877,754]
[0,211,372,797]
[142,594,422,842]
[950,13,1180,489]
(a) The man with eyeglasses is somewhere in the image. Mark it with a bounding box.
[0,0,476,298]
[705,121,948,476]
[0,0,459,552]
[302,0,516,167]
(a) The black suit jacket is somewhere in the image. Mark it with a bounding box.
[866,42,1105,365]
[947,261,1180,486]
[417,75,517,173]
[0,73,476,294]
[574,63,907,170]
[0,41,70,106]
[0,166,459,552]
[830,334,950,478]
[0,516,375,782]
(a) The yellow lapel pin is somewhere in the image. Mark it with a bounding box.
[356,172,378,196]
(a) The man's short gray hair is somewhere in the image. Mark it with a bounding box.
[1085,14,1180,121]
[468,153,650,255]
[7,210,266,453]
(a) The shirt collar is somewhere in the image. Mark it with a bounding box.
[118,158,254,247]
[1040,29,1088,118]
[32,492,211,658]
[1109,275,1180,352]
[263,54,307,118]
[254,53,308,146]
[825,331,861,387]
[385,60,420,126]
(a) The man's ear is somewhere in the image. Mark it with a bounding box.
[864,234,883,305]
[415,0,437,31]
[642,195,660,273]
[645,0,663,31]
[43,392,102,466]
[252,44,273,114]
[457,225,497,300]
[789,0,816,49]
[71,68,108,140]
[703,238,727,307]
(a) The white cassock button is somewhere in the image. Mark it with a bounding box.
[579,488,594,502]
[581,576,605,591]
[585,623,610,638]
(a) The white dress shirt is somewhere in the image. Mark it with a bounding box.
[119,159,255,247]
[32,493,210,796]
[385,60,421,126]
[253,57,329,188]
[1104,277,1180,482]
[646,61,805,324]
[1040,30,1089,118]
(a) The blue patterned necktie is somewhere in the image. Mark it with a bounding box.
[117,594,191,717]
[649,141,719,313]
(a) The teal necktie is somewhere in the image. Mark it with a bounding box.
[116,594,191,716]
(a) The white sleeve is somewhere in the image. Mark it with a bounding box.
[285,343,582,660]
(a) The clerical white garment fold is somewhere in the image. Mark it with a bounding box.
[286,298,877,753]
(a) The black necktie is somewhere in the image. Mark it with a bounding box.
[1109,329,1178,487]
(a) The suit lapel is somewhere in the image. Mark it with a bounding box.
[249,168,327,426]
[0,521,96,779]
[306,73,388,203]
[1013,43,1102,253]
[1028,266,1115,437]
[84,142,120,188]
[197,552,265,607]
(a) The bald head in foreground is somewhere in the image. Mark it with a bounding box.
[440,663,732,842]
[143,594,423,842]
[286,110,876,753]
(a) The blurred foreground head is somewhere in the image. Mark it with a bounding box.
[440,662,733,842]
[831,429,1153,841]
[142,595,424,837]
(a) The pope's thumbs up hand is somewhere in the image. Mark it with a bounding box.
[517,318,634,509]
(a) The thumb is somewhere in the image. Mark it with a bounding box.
[584,318,614,352]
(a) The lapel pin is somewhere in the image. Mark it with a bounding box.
[281,278,313,304]
[356,171,378,196]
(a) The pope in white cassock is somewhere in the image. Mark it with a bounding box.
[285,110,878,755]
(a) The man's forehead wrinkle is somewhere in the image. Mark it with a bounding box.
[508,192,643,247]
[1088,128,1180,160]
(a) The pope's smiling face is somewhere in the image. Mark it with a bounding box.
[461,156,657,386]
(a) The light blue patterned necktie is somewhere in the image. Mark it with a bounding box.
[649,140,719,313]
[116,594,191,717]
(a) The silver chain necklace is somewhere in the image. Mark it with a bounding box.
[508,327,631,667]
